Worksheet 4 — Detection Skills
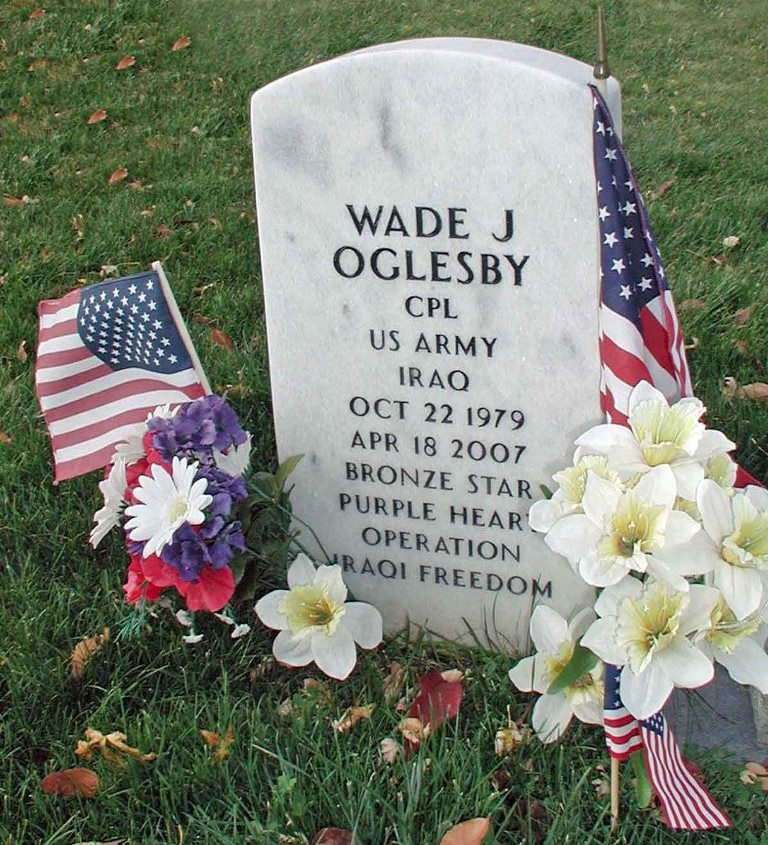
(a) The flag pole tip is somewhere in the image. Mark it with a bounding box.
[593,7,610,80]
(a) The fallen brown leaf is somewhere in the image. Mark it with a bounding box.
[303,677,333,704]
[155,223,172,238]
[199,726,235,761]
[679,298,705,311]
[439,817,491,845]
[41,768,99,798]
[193,282,216,297]
[494,723,526,755]
[86,109,107,125]
[723,377,768,401]
[332,704,374,733]
[70,213,85,241]
[382,661,406,703]
[735,339,749,355]
[108,167,128,185]
[379,737,400,764]
[16,340,28,363]
[398,716,430,746]
[70,627,109,680]
[309,829,352,845]
[723,235,740,249]
[75,727,156,765]
[0,431,11,445]
[734,304,756,327]
[28,8,45,20]
[210,327,234,350]
[115,55,136,70]
[171,35,191,51]
[652,178,676,198]
[3,195,29,208]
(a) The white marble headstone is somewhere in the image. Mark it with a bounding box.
[250,38,622,650]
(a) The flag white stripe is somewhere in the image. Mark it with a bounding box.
[601,366,635,413]
[40,367,201,411]
[53,422,157,463]
[49,390,192,435]
[36,356,103,384]
[39,302,79,328]
[37,333,84,356]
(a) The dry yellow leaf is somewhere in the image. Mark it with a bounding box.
[70,627,109,680]
[494,724,526,755]
[379,737,400,764]
[398,717,430,746]
[3,195,29,208]
[332,704,374,733]
[75,727,156,765]
[16,340,28,363]
[382,661,406,703]
[723,377,768,401]
[679,298,705,311]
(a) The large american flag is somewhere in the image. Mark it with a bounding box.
[593,88,729,830]
[592,87,692,425]
[36,263,209,483]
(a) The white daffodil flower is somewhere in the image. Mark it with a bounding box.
[508,605,603,743]
[529,451,622,533]
[575,381,735,499]
[544,465,705,590]
[213,432,252,477]
[696,480,768,620]
[124,456,212,557]
[695,594,768,693]
[254,554,383,680]
[582,578,717,719]
[90,457,128,548]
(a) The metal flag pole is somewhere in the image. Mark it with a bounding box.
[593,7,610,100]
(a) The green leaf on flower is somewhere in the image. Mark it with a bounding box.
[539,484,553,500]
[274,453,303,492]
[250,471,277,501]
[546,640,598,694]
[630,749,652,808]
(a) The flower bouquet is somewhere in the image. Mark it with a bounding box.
[510,381,768,741]
[90,395,298,639]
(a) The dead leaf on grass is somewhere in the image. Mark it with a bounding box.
[379,737,400,764]
[303,677,332,704]
[171,35,191,51]
[734,304,756,327]
[652,178,675,199]
[3,195,29,208]
[309,829,352,845]
[199,726,235,761]
[210,327,234,350]
[332,704,374,733]
[41,767,99,798]
[115,55,136,70]
[679,298,705,311]
[155,223,172,238]
[0,431,11,444]
[70,213,85,241]
[193,282,216,297]
[28,9,45,20]
[722,377,768,401]
[86,109,107,125]
[439,817,490,845]
[76,727,156,765]
[70,627,109,679]
[108,167,127,185]
[735,339,749,355]
[16,340,28,363]
[723,235,740,249]
[382,661,405,703]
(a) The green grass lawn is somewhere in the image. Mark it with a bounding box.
[1,0,768,842]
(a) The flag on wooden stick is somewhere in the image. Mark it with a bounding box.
[36,262,209,483]
[592,87,730,831]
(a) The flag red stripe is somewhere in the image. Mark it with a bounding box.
[42,376,203,422]
[36,345,95,371]
[39,289,80,316]
[38,316,81,342]
[638,308,676,376]
[599,335,652,386]
[54,442,128,484]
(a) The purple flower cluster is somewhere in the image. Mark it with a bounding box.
[148,395,248,465]
[144,396,250,581]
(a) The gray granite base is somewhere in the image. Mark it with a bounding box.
[664,665,767,763]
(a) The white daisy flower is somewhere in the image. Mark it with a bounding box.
[124,456,212,557]
[508,605,603,743]
[255,554,383,680]
[89,458,128,548]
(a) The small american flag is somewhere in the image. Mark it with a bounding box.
[593,91,729,830]
[592,87,692,424]
[36,262,209,482]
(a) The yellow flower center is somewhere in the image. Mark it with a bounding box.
[279,585,346,637]
[543,640,574,686]
[721,497,768,569]
[167,496,189,523]
[630,400,702,466]
[616,584,687,674]
[707,596,761,654]
[554,456,620,505]
[706,454,735,491]
[598,493,666,560]
[563,670,604,707]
